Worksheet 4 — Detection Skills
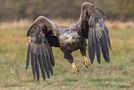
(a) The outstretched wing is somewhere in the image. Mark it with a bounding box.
[26,16,58,80]
[88,8,111,64]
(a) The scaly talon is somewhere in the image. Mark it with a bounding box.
[83,56,90,68]
[72,63,79,74]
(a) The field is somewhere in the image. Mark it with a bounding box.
[0,20,134,90]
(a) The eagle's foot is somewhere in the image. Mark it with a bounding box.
[72,63,79,74]
[83,57,90,68]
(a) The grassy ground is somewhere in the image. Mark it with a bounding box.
[0,21,134,90]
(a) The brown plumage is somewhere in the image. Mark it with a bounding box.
[26,2,111,80]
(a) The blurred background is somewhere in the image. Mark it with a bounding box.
[0,0,134,22]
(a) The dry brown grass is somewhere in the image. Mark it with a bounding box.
[0,19,30,30]
[106,21,134,29]
[0,19,134,29]
[53,19,75,27]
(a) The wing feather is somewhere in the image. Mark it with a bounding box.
[45,45,53,75]
[38,46,46,80]
[88,26,95,64]
[88,9,111,64]
[31,51,36,80]
[42,43,51,78]
[26,16,57,80]
[26,43,31,69]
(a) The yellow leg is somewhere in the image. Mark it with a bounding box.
[83,56,90,68]
[72,63,79,74]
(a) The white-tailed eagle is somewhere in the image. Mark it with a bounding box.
[26,2,111,80]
